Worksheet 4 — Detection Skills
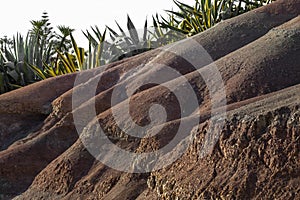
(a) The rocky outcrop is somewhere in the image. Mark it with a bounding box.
[0,0,299,199]
[138,85,300,199]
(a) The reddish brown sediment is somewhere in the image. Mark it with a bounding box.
[0,1,299,199]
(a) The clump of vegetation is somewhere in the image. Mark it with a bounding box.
[0,12,76,93]
[0,0,275,94]
[158,0,276,37]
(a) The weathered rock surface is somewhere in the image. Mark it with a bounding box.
[0,0,299,199]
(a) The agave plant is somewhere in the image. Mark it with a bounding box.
[105,15,152,62]
[149,13,186,47]
[28,32,85,80]
[0,33,36,93]
[238,0,275,14]
[0,12,78,93]
[159,0,275,37]
[83,26,107,68]
[158,0,232,36]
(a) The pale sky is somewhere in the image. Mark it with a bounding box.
[1,0,191,48]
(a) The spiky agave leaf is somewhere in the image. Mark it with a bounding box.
[83,26,108,68]
[127,15,140,45]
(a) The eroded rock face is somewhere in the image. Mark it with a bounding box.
[141,89,300,200]
[0,0,299,199]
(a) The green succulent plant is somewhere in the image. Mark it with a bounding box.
[0,33,35,93]
[83,26,107,68]
[105,15,151,62]
[28,33,85,80]
[0,12,78,92]
[158,0,275,37]
[150,13,186,46]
